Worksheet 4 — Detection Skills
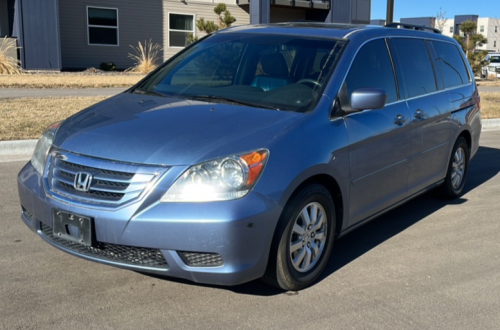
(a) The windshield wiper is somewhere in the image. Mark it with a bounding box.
[186,95,283,110]
[132,88,167,98]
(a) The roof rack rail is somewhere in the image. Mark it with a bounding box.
[384,22,441,34]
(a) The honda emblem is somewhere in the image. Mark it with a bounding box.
[74,172,92,192]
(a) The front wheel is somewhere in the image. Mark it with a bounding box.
[263,184,335,291]
[438,137,469,199]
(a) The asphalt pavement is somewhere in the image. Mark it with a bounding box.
[1,130,500,330]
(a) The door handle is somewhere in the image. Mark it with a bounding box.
[414,109,425,120]
[394,114,407,126]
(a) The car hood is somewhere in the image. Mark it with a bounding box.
[54,93,304,166]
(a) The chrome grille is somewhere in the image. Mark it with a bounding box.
[59,160,135,178]
[47,151,168,208]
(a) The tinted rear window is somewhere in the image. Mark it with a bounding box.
[391,39,437,98]
[431,41,470,88]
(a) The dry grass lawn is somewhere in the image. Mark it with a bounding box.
[1,93,499,141]
[0,97,106,140]
[0,74,144,89]
[480,92,500,119]
[476,79,500,87]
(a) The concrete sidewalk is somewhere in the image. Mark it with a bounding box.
[0,88,126,98]
[478,86,500,92]
[0,86,498,99]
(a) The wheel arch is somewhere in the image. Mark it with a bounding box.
[458,129,472,153]
[279,174,345,238]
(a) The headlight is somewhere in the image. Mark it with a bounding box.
[489,66,496,71]
[161,149,269,202]
[31,121,62,175]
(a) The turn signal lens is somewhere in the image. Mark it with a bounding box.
[241,150,268,186]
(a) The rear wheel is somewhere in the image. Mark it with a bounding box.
[439,137,469,199]
[263,184,335,291]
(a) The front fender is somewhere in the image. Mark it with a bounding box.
[253,114,351,232]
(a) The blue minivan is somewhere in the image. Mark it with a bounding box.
[18,23,481,290]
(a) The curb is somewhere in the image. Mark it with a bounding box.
[482,118,500,129]
[1,119,499,159]
[0,139,37,157]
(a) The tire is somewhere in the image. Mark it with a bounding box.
[263,184,336,291]
[438,137,469,199]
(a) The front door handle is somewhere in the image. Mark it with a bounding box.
[414,109,425,120]
[394,114,407,126]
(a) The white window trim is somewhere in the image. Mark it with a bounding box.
[168,12,195,49]
[87,6,119,47]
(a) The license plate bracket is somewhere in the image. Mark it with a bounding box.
[52,210,93,246]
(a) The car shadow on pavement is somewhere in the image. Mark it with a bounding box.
[317,145,500,289]
[145,146,500,296]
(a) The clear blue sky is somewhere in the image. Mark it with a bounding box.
[371,0,500,20]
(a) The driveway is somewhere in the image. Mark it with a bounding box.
[1,130,500,330]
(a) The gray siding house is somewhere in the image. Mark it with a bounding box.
[1,0,371,70]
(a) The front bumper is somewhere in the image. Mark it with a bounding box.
[18,161,281,286]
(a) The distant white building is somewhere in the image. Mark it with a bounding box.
[440,17,499,53]
[476,18,500,52]
[402,15,500,53]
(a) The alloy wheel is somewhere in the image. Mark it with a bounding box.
[289,202,328,273]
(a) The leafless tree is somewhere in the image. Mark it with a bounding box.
[436,7,447,31]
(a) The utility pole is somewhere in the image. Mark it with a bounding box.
[466,33,470,57]
[386,0,394,24]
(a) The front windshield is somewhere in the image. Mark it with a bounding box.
[135,33,344,112]
[490,56,500,63]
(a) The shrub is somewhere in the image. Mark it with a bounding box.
[188,4,236,43]
[99,62,116,71]
[126,40,162,74]
[0,37,22,74]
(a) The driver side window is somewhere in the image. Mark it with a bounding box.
[340,39,398,109]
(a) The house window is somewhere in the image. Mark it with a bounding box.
[450,26,454,33]
[87,7,119,46]
[496,26,498,33]
[169,13,194,48]
[495,41,497,48]
[480,25,484,33]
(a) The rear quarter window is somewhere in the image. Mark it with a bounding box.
[431,41,470,88]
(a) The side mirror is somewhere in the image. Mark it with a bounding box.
[349,88,387,112]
